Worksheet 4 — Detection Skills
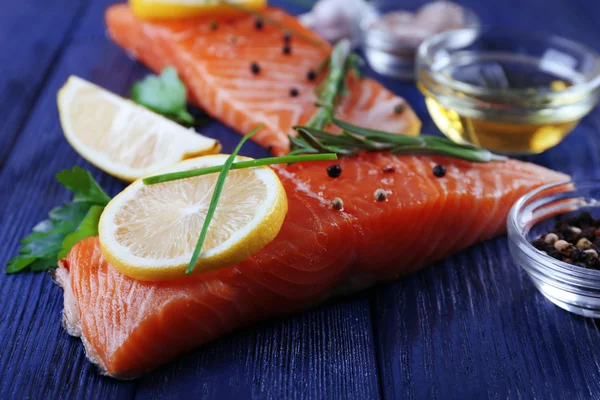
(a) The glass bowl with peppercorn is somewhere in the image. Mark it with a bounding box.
[508,180,600,318]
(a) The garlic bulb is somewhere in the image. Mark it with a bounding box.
[299,0,377,47]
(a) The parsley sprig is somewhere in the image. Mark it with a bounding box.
[6,167,110,274]
[131,67,194,125]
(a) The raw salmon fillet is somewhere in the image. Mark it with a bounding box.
[105,5,421,155]
[54,153,568,378]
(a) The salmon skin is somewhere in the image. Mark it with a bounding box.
[105,5,421,155]
[54,153,568,378]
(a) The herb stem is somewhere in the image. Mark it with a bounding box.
[306,39,352,130]
[186,126,260,275]
[144,153,337,185]
[290,119,507,163]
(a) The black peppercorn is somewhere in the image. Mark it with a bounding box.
[394,103,406,114]
[567,216,579,227]
[250,62,260,75]
[532,238,546,250]
[283,45,291,55]
[289,88,299,97]
[209,20,219,30]
[581,227,596,240]
[432,164,446,178]
[547,249,563,260]
[571,248,584,262]
[581,211,593,223]
[283,32,291,43]
[307,70,317,81]
[327,164,342,178]
[255,18,264,30]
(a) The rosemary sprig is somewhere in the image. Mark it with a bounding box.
[222,1,327,48]
[185,126,259,274]
[306,39,361,130]
[291,119,506,163]
[144,153,338,185]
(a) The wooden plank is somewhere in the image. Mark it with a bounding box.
[71,0,122,40]
[0,0,88,168]
[372,0,600,398]
[373,239,600,399]
[134,297,380,400]
[0,40,136,400]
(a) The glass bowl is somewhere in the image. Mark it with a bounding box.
[416,27,600,154]
[361,2,479,80]
[508,180,600,318]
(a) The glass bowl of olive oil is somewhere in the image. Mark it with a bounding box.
[416,28,600,154]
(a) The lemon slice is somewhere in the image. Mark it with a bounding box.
[130,0,267,20]
[57,76,220,182]
[98,154,288,281]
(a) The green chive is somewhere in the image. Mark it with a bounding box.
[143,153,338,185]
[185,125,260,275]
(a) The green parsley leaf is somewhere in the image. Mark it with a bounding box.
[58,205,104,259]
[56,166,111,204]
[130,66,194,125]
[6,167,110,274]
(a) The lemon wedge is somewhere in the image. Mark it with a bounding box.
[57,76,220,182]
[98,154,288,281]
[130,0,267,20]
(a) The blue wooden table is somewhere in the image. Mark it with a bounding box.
[1,0,600,398]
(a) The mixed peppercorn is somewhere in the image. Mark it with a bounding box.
[330,197,344,210]
[374,189,387,202]
[531,212,600,270]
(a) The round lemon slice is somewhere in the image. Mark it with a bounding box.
[98,154,288,281]
[130,0,267,20]
[57,76,221,182]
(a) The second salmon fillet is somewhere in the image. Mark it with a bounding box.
[105,5,421,155]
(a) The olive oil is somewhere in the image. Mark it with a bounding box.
[419,58,593,154]
[422,93,579,154]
